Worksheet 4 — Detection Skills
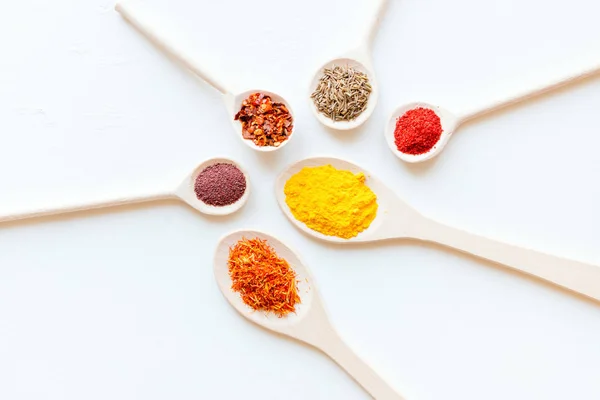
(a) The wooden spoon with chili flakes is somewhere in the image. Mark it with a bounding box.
[116,0,295,152]
[214,229,407,400]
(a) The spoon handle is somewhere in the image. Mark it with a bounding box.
[414,218,600,301]
[315,327,405,399]
[0,190,172,224]
[365,0,389,48]
[459,60,600,123]
[116,0,229,95]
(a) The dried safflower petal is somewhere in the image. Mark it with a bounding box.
[228,237,300,317]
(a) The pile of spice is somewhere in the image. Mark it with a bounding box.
[228,237,300,317]
[311,65,372,122]
[194,163,246,206]
[284,165,378,239]
[394,107,443,155]
[234,93,293,147]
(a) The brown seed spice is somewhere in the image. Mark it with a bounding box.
[311,65,372,122]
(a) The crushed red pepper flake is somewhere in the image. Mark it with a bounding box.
[227,237,300,317]
[234,93,293,147]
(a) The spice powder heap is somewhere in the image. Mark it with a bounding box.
[228,237,300,317]
[234,93,293,147]
[284,165,378,239]
[311,65,372,122]
[394,107,443,155]
[194,163,246,206]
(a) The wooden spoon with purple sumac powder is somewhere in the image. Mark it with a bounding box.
[0,158,250,223]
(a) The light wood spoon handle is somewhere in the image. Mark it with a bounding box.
[320,330,406,400]
[0,191,172,223]
[300,308,405,400]
[414,218,600,301]
[365,0,389,48]
[459,60,600,122]
[115,0,229,95]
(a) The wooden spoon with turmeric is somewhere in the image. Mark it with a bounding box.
[275,156,600,303]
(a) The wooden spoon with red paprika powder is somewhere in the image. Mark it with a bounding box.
[276,157,600,303]
[116,0,295,152]
[386,60,600,163]
[214,229,407,400]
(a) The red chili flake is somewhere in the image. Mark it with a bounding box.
[394,107,443,155]
[234,93,293,147]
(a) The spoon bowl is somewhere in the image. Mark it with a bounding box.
[176,157,250,216]
[275,156,420,243]
[309,56,378,131]
[384,102,460,163]
[275,156,600,302]
[225,89,296,153]
[213,229,406,399]
[214,230,315,332]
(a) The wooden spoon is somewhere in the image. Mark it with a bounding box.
[116,0,295,152]
[214,229,406,400]
[0,157,249,223]
[385,60,600,163]
[308,0,389,130]
[275,156,600,302]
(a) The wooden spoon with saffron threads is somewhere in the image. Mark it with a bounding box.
[309,0,389,130]
[214,229,407,400]
[115,0,295,152]
[275,156,600,303]
[0,157,250,223]
[385,59,600,163]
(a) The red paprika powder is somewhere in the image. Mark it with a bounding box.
[394,107,443,155]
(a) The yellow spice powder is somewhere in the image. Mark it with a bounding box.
[284,165,378,239]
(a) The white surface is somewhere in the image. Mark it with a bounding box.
[214,230,404,399]
[0,0,600,399]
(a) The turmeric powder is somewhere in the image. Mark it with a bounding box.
[283,165,378,239]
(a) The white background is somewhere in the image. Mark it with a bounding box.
[1,0,600,399]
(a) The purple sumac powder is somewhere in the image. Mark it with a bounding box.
[194,163,246,206]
